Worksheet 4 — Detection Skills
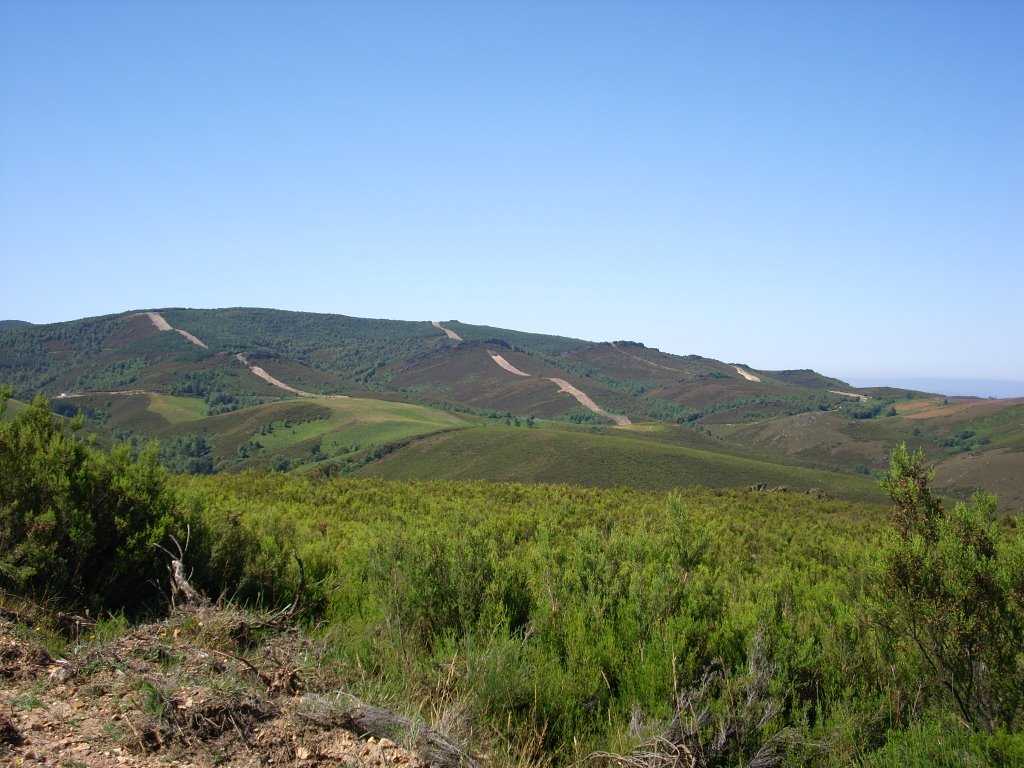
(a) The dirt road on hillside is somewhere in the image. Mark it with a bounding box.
[142,311,341,398]
[482,347,628,425]
[549,378,632,425]
[55,390,159,399]
[235,354,348,398]
[489,353,531,376]
[733,366,761,382]
[142,311,209,349]
[143,311,173,331]
[611,342,688,373]
[432,321,463,341]
[828,389,869,401]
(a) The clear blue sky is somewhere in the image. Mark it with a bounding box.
[2,1,1022,384]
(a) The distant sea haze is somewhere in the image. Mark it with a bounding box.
[845,378,1024,399]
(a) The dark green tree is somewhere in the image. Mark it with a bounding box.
[875,444,1024,731]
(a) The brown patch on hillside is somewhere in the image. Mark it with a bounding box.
[112,312,166,345]
[567,344,732,385]
[901,397,1023,421]
[722,410,891,471]
[610,342,689,374]
[0,604,470,768]
[935,447,1024,513]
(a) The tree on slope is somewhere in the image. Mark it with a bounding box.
[875,443,1024,731]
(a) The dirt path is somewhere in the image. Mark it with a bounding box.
[549,377,632,426]
[142,312,209,349]
[55,390,159,399]
[174,328,208,348]
[143,311,173,331]
[611,342,688,373]
[733,366,761,382]
[828,389,869,401]
[235,354,347,398]
[432,321,463,341]
[482,348,628,425]
[138,312,341,399]
[489,353,530,376]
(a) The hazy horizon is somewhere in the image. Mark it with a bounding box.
[843,377,1024,400]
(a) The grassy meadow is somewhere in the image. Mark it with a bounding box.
[178,471,1022,766]
[360,421,886,501]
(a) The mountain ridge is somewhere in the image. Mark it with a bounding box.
[2,306,1022,511]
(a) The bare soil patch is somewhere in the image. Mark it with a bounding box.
[175,329,209,349]
[733,366,761,383]
[235,354,347,399]
[432,321,463,341]
[142,311,173,332]
[0,603,467,768]
[828,390,869,401]
[901,397,1021,421]
[549,378,631,426]
[488,353,530,377]
[140,312,209,349]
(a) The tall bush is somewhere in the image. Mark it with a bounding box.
[874,444,1024,731]
[0,390,188,613]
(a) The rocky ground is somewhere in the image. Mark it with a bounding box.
[0,602,471,767]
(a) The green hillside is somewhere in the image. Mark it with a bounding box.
[718,396,1024,511]
[0,308,860,423]
[357,420,886,502]
[2,307,1023,508]
[72,392,476,474]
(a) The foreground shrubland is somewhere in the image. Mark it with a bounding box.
[2,392,1023,765]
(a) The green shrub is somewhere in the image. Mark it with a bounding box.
[860,718,1024,767]
[0,390,191,614]
[873,444,1024,731]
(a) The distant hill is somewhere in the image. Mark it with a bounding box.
[2,307,1022,511]
[0,307,858,421]
[847,377,1024,399]
[0,320,32,328]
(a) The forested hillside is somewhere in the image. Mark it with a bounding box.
[2,307,1023,509]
